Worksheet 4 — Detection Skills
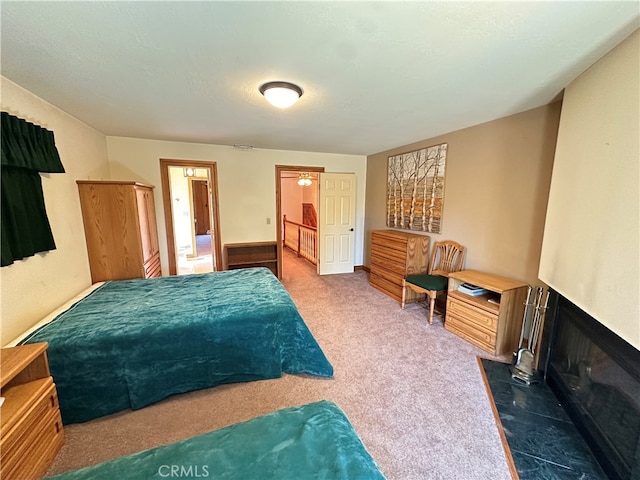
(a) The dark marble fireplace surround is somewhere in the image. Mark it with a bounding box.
[539,290,640,480]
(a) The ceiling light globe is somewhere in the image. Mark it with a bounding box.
[297,172,312,186]
[260,82,303,109]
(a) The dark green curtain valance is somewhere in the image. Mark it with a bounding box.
[1,112,65,267]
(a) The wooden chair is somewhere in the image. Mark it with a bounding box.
[401,240,466,324]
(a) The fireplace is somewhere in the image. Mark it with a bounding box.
[540,290,640,480]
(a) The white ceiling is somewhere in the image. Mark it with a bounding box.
[1,2,638,156]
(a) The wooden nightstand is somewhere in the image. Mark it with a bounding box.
[1,342,64,480]
[445,270,528,356]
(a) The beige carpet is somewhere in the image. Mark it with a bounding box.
[45,250,512,480]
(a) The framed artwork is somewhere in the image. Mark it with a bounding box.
[386,142,447,233]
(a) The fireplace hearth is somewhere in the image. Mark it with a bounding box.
[540,290,640,480]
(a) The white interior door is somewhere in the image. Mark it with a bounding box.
[318,173,356,275]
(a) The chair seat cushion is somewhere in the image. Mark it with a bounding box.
[406,274,448,291]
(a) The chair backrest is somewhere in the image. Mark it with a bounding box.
[428,240,466,277]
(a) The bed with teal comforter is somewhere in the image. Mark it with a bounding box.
[48,400,386,480]
[22,268,333,424]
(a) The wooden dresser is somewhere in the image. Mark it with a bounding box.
[446,270,528,355]
[369,230,430,303]
[0,343,64,480]
[77,181,161,282]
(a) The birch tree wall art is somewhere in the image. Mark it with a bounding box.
[386,143,448,233]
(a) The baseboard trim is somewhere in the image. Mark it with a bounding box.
[477,356,519,480]
[355,265,370,273]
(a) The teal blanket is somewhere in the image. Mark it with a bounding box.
[47,400,385,480]
[23,268,333,424]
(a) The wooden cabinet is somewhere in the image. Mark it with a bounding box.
[369,230,430,303]
[445,270,528,355]
[0,343,64,480]
[77,181,161,283]
[223,241,280,279]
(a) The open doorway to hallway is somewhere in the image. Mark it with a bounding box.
[160,159,222,276]
[177,173,212,275]
[276,165,324,277]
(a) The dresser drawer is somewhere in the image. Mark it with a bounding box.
[2,409,63,480]
[1,380,63,480]
[445,315,496,354]
[370,270,427,304]
[447,297,498,332]
[143,252,161,278]
[371,243,407,264]
[370,252,407,276]
[0,377,56,445]
[371,232,408,253]
[369,273,403,301]
[370,264,404,286]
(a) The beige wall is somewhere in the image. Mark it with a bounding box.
[282,176,319,230]
[281,177,318,225]
[539,29,639,349]
[365,103,562,285]
[106,137,366,275]
[281,178,304,224]
[0,77,109,345]
[302,180,318,208]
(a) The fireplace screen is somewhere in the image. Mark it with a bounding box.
[547,293,640,480]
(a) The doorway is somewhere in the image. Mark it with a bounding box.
[192,180,210,236]
[275,165,324,278]
[160,159,222,276]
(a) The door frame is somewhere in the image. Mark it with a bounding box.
[160,159,222,275]
[275,165,324,278]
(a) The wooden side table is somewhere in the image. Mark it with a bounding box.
[1,342,64,480]
[445,270,528,355]
[223,241,280,278]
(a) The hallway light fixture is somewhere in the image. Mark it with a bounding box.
[297,173,312,186]
[183,167,195,177]
[259,81,303,108]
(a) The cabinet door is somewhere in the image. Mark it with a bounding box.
[135,187,159,262]
[79,183,143,282]
[145,191,159,256]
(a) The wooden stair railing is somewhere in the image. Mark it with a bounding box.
[283,215,318,265]
[302,203,317,228]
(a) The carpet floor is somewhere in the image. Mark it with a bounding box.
[45,250,512,480]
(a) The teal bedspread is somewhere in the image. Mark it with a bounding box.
[47,400,385,480]
[23,268,333,424]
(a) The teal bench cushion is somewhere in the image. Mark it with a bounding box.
[406,274,448,291]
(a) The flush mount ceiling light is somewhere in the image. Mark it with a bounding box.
[259,81,303,109]
[297,173,312,186]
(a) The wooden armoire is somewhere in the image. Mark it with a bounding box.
[77,181,161,283]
